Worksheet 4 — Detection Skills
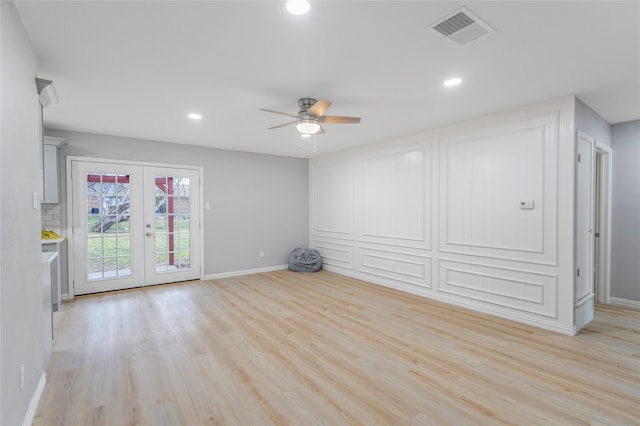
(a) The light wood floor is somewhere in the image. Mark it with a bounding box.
[34,270,639,426]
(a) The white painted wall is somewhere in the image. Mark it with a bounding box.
[45,129,309,293]
[575,98,612,147]
[611,120,640,303]
[311,96,579,334]
[1,2,47,424]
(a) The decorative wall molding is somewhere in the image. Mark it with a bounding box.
[438,258,557,318]
[321,264,575,336]
[310,97,576,334]
[359,144,432,249]
[438,113,559,266]
[311,160,356,240]
[436,249,559,267]
[358,247,431,288]
[575,294,594,330]
[311,239,354,270]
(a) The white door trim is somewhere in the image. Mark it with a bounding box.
[575,130,595,307]
[594,141,612,304]
[66,156,204,299]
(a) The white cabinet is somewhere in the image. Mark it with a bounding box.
[42,241,63,311]
[43,136,66,203]
[42,251,57,367]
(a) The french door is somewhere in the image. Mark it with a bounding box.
[71,160,201,295]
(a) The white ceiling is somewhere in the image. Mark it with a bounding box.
[15,1,640,159]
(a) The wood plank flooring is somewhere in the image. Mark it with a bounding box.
[34,270,639,425]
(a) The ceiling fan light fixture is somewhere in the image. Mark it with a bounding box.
[286,0,310,15]
[296,117,320,134]
[261,97,360,136]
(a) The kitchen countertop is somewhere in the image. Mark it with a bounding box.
[42,237,65,245]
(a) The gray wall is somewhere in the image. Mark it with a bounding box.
[574,98,640,302]
[575,97,612,147]
[45,129,309,291]
[611,120,640,301]
[1,2,47,424]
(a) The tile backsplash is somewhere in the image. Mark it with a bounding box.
[41,203,62,233]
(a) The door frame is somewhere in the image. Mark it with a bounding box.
[575,131,596,308]
[594,142,612,304]
[143,165,202,286]
[66,156,204,299]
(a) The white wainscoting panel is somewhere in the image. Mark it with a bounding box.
[312,239,355,271]
[574,295,594,332]
[438,259,557,318]
[311,161,355,240]
[309,97,576,334]
[357,247,431,289]
[360,146,431,249]
[439,113,558,265]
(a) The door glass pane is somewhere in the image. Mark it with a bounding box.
[155,232,167,251]
[153,175,192,273]
[86,172,132,280]
[177,227,190,251]
[175,197,190,214]
[156,252,168,272]
[118,256,131,275]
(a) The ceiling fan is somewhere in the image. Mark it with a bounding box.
[260,98,361,135]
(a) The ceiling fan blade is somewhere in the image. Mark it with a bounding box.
[317,125,325,135]
[320,116,361,124]
[268,121,297,129]
[307,99,332,117]
[259,108,299,118]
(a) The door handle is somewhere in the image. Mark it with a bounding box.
[146,232,154,237]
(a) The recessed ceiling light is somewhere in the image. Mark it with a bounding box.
[443,77,462,87]
[188,113,202,120]
[286,0,310,15]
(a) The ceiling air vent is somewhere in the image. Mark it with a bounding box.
[432,7,495,46]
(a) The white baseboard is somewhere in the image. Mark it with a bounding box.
[609,297,640,310]
[204,264,288,280]
[22,372,46,426]
[322,265,577,336]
